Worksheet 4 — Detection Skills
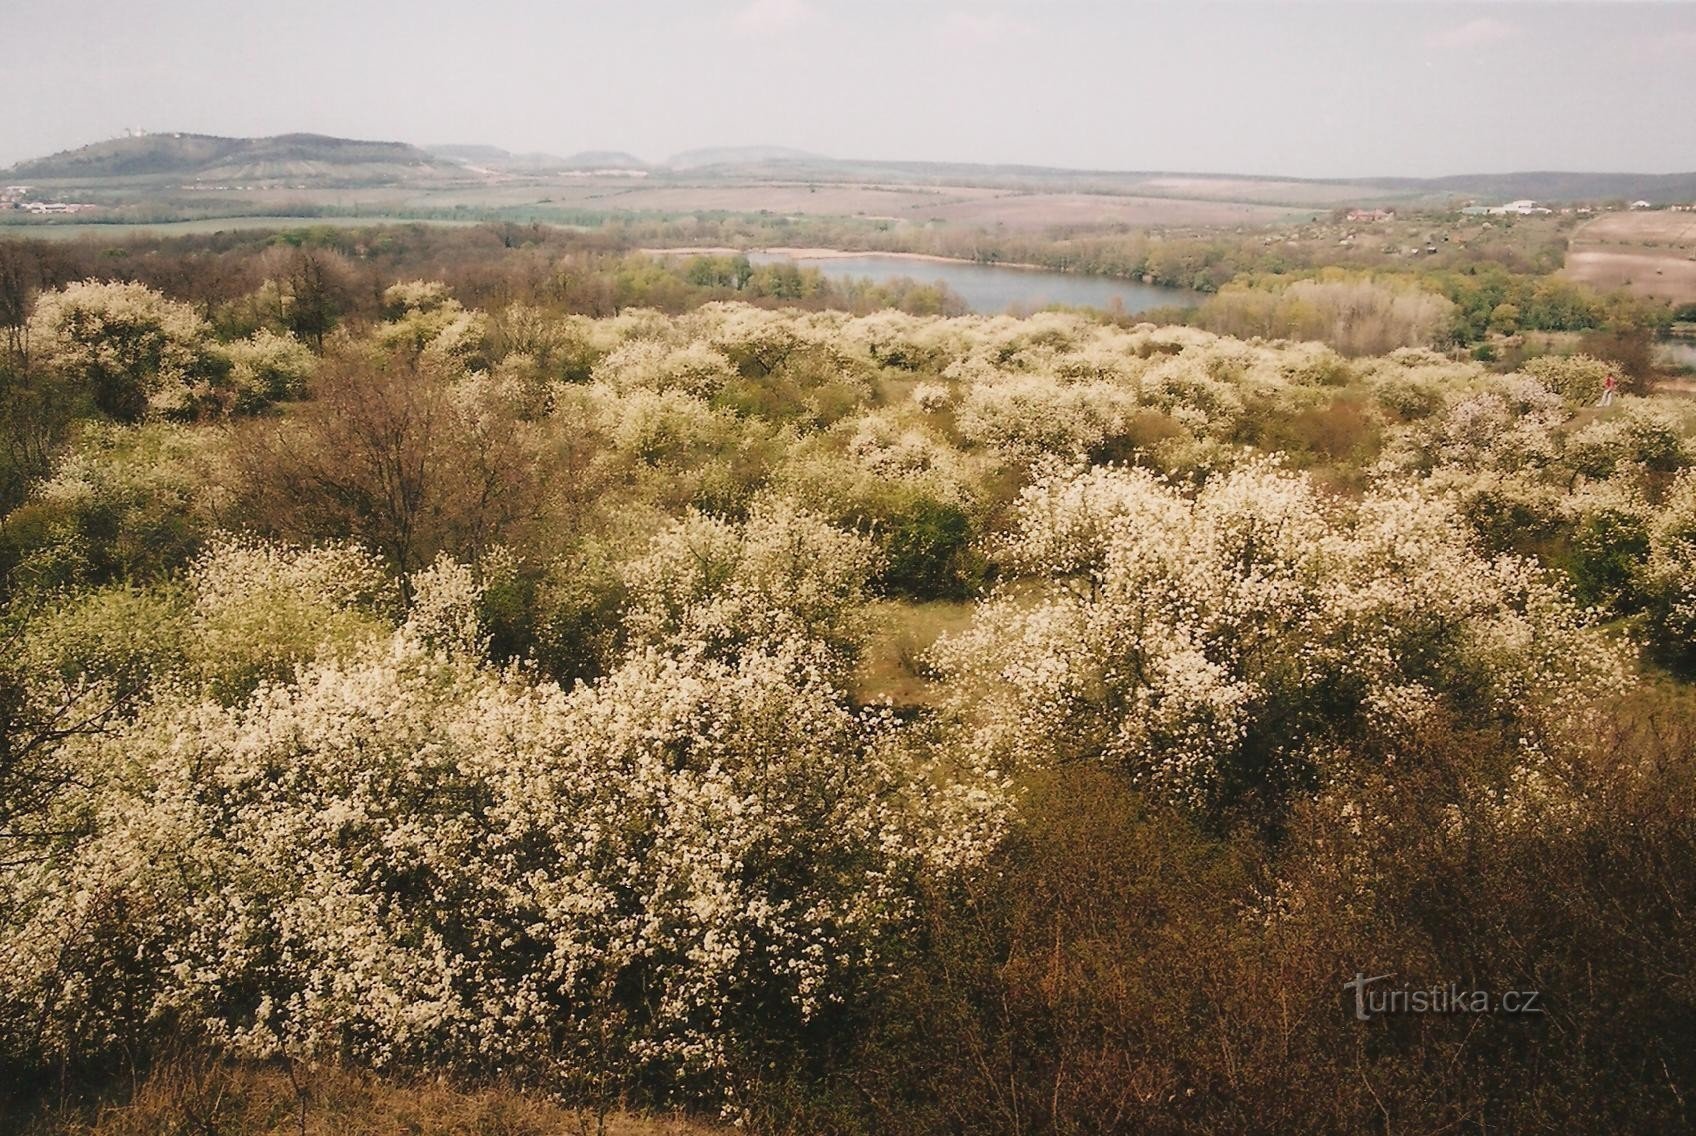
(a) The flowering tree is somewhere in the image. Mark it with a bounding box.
[28,280,218,421]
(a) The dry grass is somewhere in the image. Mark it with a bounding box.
[1133,175,1371,206]
[1564,211,1696,303]
[908,191,1296,230]
[54,175,1309,234]
[532,182,1301,230]
[852,598,976,707]
[20,1060,724,1136]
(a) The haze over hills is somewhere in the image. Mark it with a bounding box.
[7,132,1696,209]
[665,146,829,171]
[427,144,648,172]
[422,144,826,173]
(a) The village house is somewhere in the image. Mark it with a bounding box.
[20,201,96,214]
[1463,199,1552,216]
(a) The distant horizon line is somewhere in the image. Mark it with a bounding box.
[5,128,1696,187]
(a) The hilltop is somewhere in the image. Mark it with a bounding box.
[3,132,454,184]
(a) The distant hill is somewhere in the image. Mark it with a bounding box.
[1349,170,1696,205]
[6,133,454,183]
[428,143,513,165]
[428,145,647,173]
[666,146,827,171]
[10,132,1693,211]
[560,150,647,171]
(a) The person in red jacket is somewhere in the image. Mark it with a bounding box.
[1599,371,1619,407]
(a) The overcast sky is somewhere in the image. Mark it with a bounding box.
[2,1,1691,178]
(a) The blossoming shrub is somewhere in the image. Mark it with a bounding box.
[3,423,221,589]
[585,385,733,469]
[932,462,1628,811]
[183,536,401,701]
[371,287,489,373]
[1520,352,1615,404]
[28,280,220,421]
[216,329,316,412]
[954,374,1138,462]
[1640,470,1696,672]
[0,622,1006,1109]
[593,339,737,399]
[1564,402,1689,479]
[619,498,877,663]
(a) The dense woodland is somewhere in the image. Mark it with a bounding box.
[2,225,1695,1134]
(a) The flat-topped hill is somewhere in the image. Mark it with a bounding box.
[5,132,453,183]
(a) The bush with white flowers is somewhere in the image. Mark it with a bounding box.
[932,461,1630,809]
[28,280,220,421]
[217,328,316,411]
[0,554,1007,1106]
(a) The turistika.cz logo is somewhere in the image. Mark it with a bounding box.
[1344,973,1544,1021]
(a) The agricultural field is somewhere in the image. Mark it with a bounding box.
[3,231,1696,1133]
[1565,209,1696,305]
[1,170,1318,235]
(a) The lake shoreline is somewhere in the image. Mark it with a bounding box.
[640,245,1127,278]
[637,245,1199,315]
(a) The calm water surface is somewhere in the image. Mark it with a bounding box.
[749,252,1201,317]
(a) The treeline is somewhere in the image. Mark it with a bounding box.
[0,224,961,342]
[602,212,1670,349]
[1177,266,1672,359]
[601,209,1578,288]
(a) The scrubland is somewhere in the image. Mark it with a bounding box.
[3,237,1695,1134]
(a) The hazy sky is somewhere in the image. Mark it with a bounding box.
[2,1,1692,178]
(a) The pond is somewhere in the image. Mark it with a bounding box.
[746,251,1201,317]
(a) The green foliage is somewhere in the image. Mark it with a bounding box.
[1568,508,1652,608]
[876,496,982,600]
[1,423,216,590]
[14,584,188,694]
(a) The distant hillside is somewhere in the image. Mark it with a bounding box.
[660,154,1696,205]
[428,145,647,173]
[561,150,647,170]
[10,132,1692,214]
[666,146,827,171]
[1354,170,1696,205]
[6,133,453,183]
[428,143,513,165]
